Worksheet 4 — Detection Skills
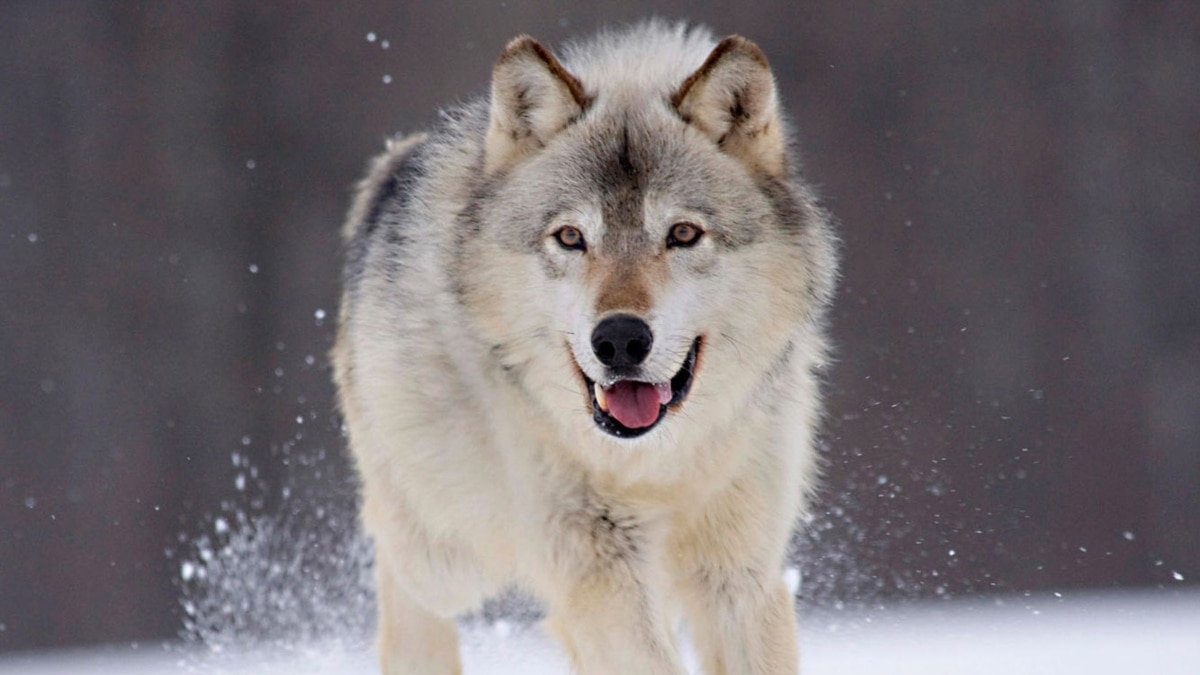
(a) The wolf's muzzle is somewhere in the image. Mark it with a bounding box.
[581,337,701,439]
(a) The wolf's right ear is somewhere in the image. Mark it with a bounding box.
[484,37,589,175]
[672,36,785,176]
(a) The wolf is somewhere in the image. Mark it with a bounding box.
[332,20,838,675]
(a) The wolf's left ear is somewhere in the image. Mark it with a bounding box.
[672,36,785,176]
[484,36,589,175]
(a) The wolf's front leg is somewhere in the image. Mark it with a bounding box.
[544,569,686,675]
[536,498,686,675]
[680,567,799,675]
[374,549,463,675]
[672,473,801,675]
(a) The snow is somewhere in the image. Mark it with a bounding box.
[2,590,1196,674]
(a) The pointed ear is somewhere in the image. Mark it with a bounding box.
[484,36,589,175]
[672,36,786,176]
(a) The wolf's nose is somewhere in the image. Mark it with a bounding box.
[591,315,653,368]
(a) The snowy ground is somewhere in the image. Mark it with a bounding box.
[2,589,1197,674]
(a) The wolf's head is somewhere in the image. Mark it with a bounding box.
[458,23,835,461]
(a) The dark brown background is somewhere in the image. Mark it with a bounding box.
[2,1,1197,652]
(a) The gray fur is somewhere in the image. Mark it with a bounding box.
[334,19,839,674]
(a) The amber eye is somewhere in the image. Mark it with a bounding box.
[554,226,586,251]
[666,222,703,248]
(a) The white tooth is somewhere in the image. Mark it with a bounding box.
[655,382,673,405]
[594,382,608,411]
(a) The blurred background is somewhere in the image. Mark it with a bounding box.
[1,0,1197,655]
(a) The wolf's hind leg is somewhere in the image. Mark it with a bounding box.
[375,553,462,675]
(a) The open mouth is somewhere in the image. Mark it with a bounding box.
[581,337,701,439]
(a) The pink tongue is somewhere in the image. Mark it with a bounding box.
[604,381,669,429]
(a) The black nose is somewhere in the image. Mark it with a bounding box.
[591,314,653,368]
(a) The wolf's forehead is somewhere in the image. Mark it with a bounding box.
[578,136,649,235]
[556,120,706,230]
